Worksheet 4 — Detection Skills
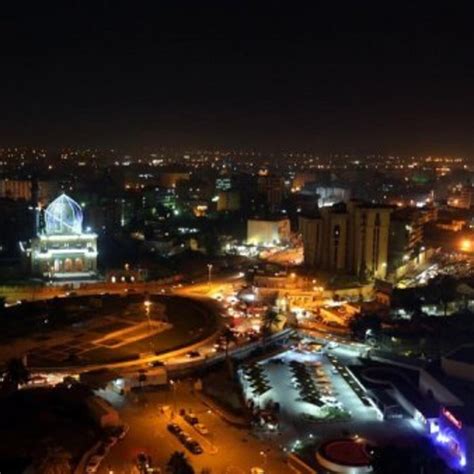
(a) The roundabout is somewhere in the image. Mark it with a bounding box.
[316,438,373,473]
[0,293,221,370]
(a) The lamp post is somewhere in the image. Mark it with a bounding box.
[169,379,177,418]
[144,299,152,332]
[207,263,213,286]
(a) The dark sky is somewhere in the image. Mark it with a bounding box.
[0,2,473,155]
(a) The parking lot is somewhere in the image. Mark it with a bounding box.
[240,349,379,425]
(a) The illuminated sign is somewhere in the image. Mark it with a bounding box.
[442,408,463,430]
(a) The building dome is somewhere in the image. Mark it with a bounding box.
[44,193,83,234]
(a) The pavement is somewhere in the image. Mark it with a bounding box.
[98,380,292,474]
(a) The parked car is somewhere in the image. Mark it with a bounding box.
[194,423,209,435]
[167,423,182,435]
[178,431,190,443]
[184,413,199,425]
[186,440,203,455]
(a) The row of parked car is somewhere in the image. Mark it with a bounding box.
[85,424,129,473]
[167,422,203,454]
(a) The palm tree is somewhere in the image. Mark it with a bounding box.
[262,309,283,336]
[166,451,194,474]
[221,326,237,377]
[2,357,30,392]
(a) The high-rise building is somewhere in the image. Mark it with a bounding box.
[257,174,285,212]
[217,190,240,211]
[448,186,473,210]
[299,200,392,280]
[388,208,426,269]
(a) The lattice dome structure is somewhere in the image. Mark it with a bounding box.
[44,193,83,234]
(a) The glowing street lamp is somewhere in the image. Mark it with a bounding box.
[207,263,213,285]
[144,299,152,331]
[460,239,472,252]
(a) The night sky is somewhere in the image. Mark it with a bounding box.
[0,2,473,154]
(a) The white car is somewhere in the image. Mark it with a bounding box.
[194,423,209,435]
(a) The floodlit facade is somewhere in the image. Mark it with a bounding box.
[247,217,291,246]
[299,200,392,280]
[28,193,98,279]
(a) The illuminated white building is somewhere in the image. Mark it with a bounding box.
[28,193,98,279]
[247,217,291,246]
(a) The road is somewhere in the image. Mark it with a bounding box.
[99,380,291,474]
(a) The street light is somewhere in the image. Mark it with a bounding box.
[144,299,152,333]
[207,263,213,285]
[259,451,268,466]
[169,379,177,418]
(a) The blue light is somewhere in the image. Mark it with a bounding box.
[44,194,83,234]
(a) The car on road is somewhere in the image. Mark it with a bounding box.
[95,445,109,456]
[117,424,129,439]
[194,423,209,435]
[186,350,201,358]
[85,455,102,473]
[104,435,117,448]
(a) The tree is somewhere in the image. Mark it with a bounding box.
[349,313,382,340]
[221,327,237,377]
[436,276,457,317]
[202,227,219,257]
[2,357,30,392]
[34,444,72,474]
[262,309,283,336]
[166,451,194,474]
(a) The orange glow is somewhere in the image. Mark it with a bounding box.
[460,239,472,252]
